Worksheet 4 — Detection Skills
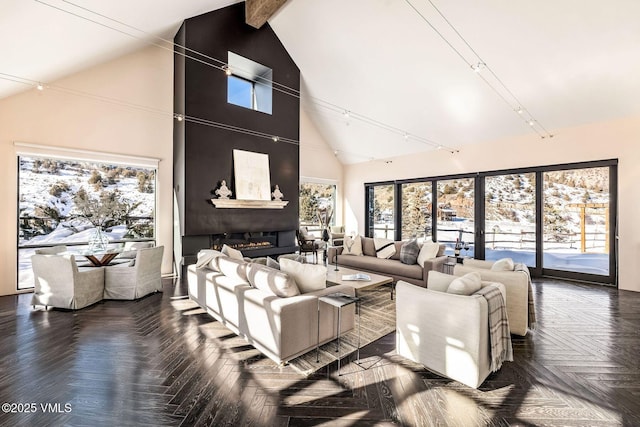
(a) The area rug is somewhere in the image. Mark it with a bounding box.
[287,286,396,376]
[174,286,396,376]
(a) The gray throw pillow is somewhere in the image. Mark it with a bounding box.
[399,239,420,265]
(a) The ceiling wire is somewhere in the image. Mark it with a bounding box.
[0,73,300,145]
[405,0,553,138]
[28,0,458,153]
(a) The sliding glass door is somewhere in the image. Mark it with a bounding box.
[484,173,536,265]
[400,182,432,242]
[436,177,475,256]
[366,183,395,239]
[542,167,611,277]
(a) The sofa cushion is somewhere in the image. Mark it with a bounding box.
[361,237,376,257]
[343,235,363,256]
[400,239,420,265]
[337,254,423,280]
[196,249,224,271]
[491,257,515,271]
[447,272,482,295]
[221,244,244,260]
[417,241,440,267]
[266,256,280,270]
[280,258,327,293]
[374,238,396,259]
[217,256,248,282]
[247,263,300,298]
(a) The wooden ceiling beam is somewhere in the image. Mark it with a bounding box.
[245,0,289,29]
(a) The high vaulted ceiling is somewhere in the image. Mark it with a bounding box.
[3,0,640,164]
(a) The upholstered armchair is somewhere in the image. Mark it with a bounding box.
[453,259,531,336]
[396,272,508,388]
[31,254,104,310]
[329,225,345,246]
[296,227,326,264]
[104,246,164,300]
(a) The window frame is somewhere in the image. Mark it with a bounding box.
[365,158,618,286]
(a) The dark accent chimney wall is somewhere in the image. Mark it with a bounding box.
[173,3,300,265]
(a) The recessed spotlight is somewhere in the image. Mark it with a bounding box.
[528,120,535,126]
[471,62,486,73]
[36,83,44,91]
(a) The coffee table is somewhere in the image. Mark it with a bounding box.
[326,266,393,296]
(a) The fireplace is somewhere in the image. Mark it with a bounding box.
[180,230,298,275]
[211,231,291,258]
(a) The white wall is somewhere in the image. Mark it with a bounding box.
[299,108,344,224]
[344,116,640,292]
[0,46,174,296]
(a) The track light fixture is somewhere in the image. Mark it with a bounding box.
[471,62,486,73]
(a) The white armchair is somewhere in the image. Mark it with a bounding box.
[395,272,507,388]
[454,259,531,336]
[31,254,104,310]
[104,246,164,300]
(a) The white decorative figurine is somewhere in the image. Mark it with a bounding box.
[271,184,284,201]
[215,180,232,199]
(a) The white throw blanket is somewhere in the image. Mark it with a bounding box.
[474,285,513,372]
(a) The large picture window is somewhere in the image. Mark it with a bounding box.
[299,180,337,234]
[17,154,156,290]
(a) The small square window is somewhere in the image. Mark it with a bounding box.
[226,52,272,114]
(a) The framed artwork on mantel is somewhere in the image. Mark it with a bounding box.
[233,149,271,200]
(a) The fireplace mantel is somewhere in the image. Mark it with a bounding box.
[210,199,289,209]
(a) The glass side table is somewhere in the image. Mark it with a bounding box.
[316,292,361,376]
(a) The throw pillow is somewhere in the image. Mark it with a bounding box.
[417,241,440,267]
[246,264,300,298]
[195,249,224,271]
[361,237,376,257]
[266,256,280,270]
[279,258,327,293]
[342,235,363,256]
[374,238,396,259]
[491,257,515,271]
[446,272,482,295]
[221,244,244,261]
[399,239,420,265]
[217,256,248,282]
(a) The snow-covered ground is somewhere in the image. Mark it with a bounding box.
[18,157,156,289]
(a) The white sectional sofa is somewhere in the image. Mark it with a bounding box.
[187,251,356,365]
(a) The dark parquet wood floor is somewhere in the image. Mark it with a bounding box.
[1,277,639,426]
